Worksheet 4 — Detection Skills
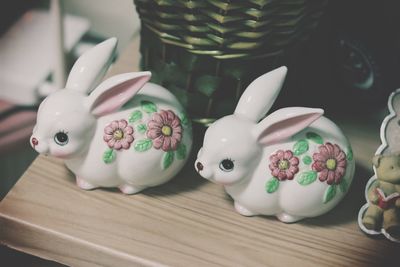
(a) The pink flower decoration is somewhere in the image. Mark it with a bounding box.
[147,110,182,151]
[103,119,134,150]
[269,150,300,181]
[312,142,347,185]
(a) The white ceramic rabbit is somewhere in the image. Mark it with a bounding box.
[30,38,192,194]
[195,66,355,222]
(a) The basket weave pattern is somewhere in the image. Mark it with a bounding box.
[134,0,328,121]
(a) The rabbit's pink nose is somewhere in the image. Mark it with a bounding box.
[196,162,204,172]
[31,137,39,147]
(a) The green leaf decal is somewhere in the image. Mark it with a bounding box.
[339,179,348,193]
[128,110,142,123]
[103,149,116,164]
[179,112,189,126]
[297,171,317,186]
[134,139,153,152]
[302,155,312,165]
[265,177,279,194]
[163,151,174,169]
[323,184,337,204]
[306,132,323,144]
[141,100,157,113]
[176,143,187,160]
[347,146,353,161]
[293,139,309,156]
[136,124,147,134]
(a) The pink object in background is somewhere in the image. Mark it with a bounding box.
[0,100,37,154]
[0,99,38,199]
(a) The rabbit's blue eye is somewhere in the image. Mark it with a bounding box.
[54,131,69,146]
[220,159,234,172]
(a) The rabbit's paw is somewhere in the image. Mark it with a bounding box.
[118,184,146,195]
[276,213,304,223]
[234,202,255,216]
[76,177,98,190]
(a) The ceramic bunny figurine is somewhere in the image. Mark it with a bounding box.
[195,67,355,223]
[30,38,192,194]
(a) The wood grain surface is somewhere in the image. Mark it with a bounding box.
[1,37,399,267]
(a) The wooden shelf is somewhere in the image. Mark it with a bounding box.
[1,37,398,267]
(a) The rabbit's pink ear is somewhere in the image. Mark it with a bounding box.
[253,107,323,146]
[87,72,151,117]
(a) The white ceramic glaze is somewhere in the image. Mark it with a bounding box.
[30,38,192,194]
[195,67,355,223]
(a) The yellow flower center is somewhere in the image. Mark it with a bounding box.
[161,125,172,136]
[278,160,289,170]
[326,159,337,170]
[113,129,124,140]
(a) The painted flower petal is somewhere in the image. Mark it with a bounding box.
[312,161,325,172]
[171,117,181,128]
[153,135,164,149]
[277,171,287,180]
[326,170,335,184]
[107,139,116,148]
[289,166,299,174]
[270,155,280,163]
[170,136,179,150]
[114,140,122,150]
[325,142,334,155]
[284,150,293,160]
[104,134,113,142]
[272,168,280,177]
[118,119,128,129]
[125,135,134,143]
[336,151,346,161]
[121,139,131,149]
[336,166,345,174]
[162,136,171,151]
[152,113,163,124]
[286,170,294,180]
[334,169,344,183]
[276,150,284,159]
[319,169,329,181]
[124,126,134,135]
[172,131,182,143]
[289,157,299,166]
[313,152,327,162]
[166,110,175,122]
[111,121,119,130]
[104,126,114,135]
[160,110,169,122]
[147,128,161,139]
[335,167,346,183]
[269,163,276,171]
[172,125,182,134]
[333,144,341,157]
[148,120,162,130]
[319,145,329,157]
[337,159,346,168]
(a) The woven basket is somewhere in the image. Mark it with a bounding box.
[134,0,328,123]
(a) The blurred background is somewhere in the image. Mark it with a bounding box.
[1,0,400,265]
[0,0,139,199]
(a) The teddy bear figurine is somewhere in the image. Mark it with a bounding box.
[361,154,400,238]
[359,88,400,242]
